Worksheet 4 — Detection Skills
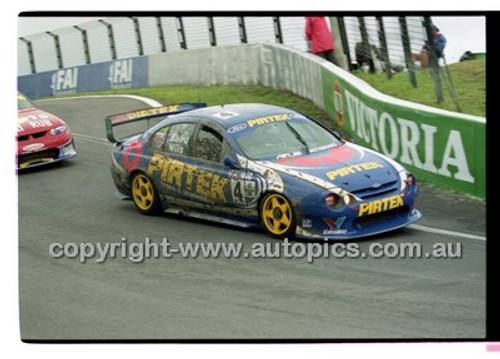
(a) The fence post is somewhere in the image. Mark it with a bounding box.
[73,26,91,64]
[273,17,283,44]
[130,17,144,56]
[376,16,392,79]
[176,17,187,49]
[98,19,117,60]
[155,17,167,52]
[424,16,444,103]
[399,16,417,88]
[46,31,63,69]
[207,16,217,47]
[357,16,379,73]
[328,17,348,70]
[19,37,36,74]
[337,17,352,70]
[238,17,248,44]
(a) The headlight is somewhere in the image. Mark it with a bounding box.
[401,172,415,190]
[343,194,356,206]
[50,125,67,135]
[325,193,343,208]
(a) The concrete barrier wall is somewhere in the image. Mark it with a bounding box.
[17,43,486,198]
[148,45,261,87]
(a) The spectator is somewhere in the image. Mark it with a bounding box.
[355,42,382,73]
[412,24,446,68]
[305,16,337,65]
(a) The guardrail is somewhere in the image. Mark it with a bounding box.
[17,43,485,198]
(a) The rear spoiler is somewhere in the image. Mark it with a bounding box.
[105,102,207,143]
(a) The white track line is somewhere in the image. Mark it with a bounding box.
[50,94,488,243]
[72,133,113,146]
[38,94,163,108]
[408,224,486,242]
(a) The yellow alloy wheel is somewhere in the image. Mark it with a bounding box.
[261,193,293,236]
[132,173,155,211]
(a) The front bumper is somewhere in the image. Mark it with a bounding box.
[295,188,421,241]
[296,207,422,240]
[17,139,76,170]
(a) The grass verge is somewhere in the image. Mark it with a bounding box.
[354,58,485,117]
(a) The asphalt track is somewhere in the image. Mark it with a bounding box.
[19,96,486,340]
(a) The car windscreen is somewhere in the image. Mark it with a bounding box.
[18,94,35,110]
[235,116,342,160]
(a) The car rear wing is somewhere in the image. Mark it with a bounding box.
[105,102,207,143]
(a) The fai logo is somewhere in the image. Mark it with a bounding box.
[51,68,78,95]
[108,59,133,89]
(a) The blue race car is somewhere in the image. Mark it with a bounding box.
[106,103,421,240]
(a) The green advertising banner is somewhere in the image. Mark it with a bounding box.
[321,68,486,199]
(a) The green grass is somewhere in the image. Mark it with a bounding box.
[69,57,485,128]
[73,85,337,131]
[354,58,486,117]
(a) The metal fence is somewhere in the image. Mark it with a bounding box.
[18,16,429,76]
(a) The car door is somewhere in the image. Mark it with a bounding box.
[190,124,264,218]
[146,121,199,205]
[187,124,239,212]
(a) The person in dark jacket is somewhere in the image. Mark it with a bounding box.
[412,24,446,68]
[305,16,337,65]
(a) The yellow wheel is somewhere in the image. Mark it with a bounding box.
[260,193,296,238]
[131,172,161,215]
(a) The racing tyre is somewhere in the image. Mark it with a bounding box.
[130,172,162,215]
[260,193,296,239]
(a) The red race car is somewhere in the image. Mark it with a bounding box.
[17,92,76,169]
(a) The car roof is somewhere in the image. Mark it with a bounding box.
[171,103,298,130]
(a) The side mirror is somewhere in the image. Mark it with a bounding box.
[223,155,239,169]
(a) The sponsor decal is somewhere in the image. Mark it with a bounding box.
[117,105,180,123]
[108,59,133,89]
[323,217,346,230]
[247,113,291,128]
[322,216,348,235]
[22,143,45,153]
[323,229,348,235]
[326,161,384,181]
[51,68,78,95]
[228,170,254,180]
[122,140,143,171]
[358,194,404,217]
[148,153,229,203]
[276,151,303,160]
[18,112,51,124]
[344,89,474,183]
[227,123,248,134]
[302,219,312,228]
[309,143,337,154]
[213,111,240,120]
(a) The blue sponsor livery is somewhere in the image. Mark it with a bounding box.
[107,103,421,240]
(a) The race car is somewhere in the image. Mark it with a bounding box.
[106,103,421,240]
[17,92,76,169]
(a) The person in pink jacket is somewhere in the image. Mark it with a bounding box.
[305,16,337,64]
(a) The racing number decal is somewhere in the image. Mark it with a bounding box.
[231,181,245,204]
[230,179,259,205]
[123,140,143,171]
